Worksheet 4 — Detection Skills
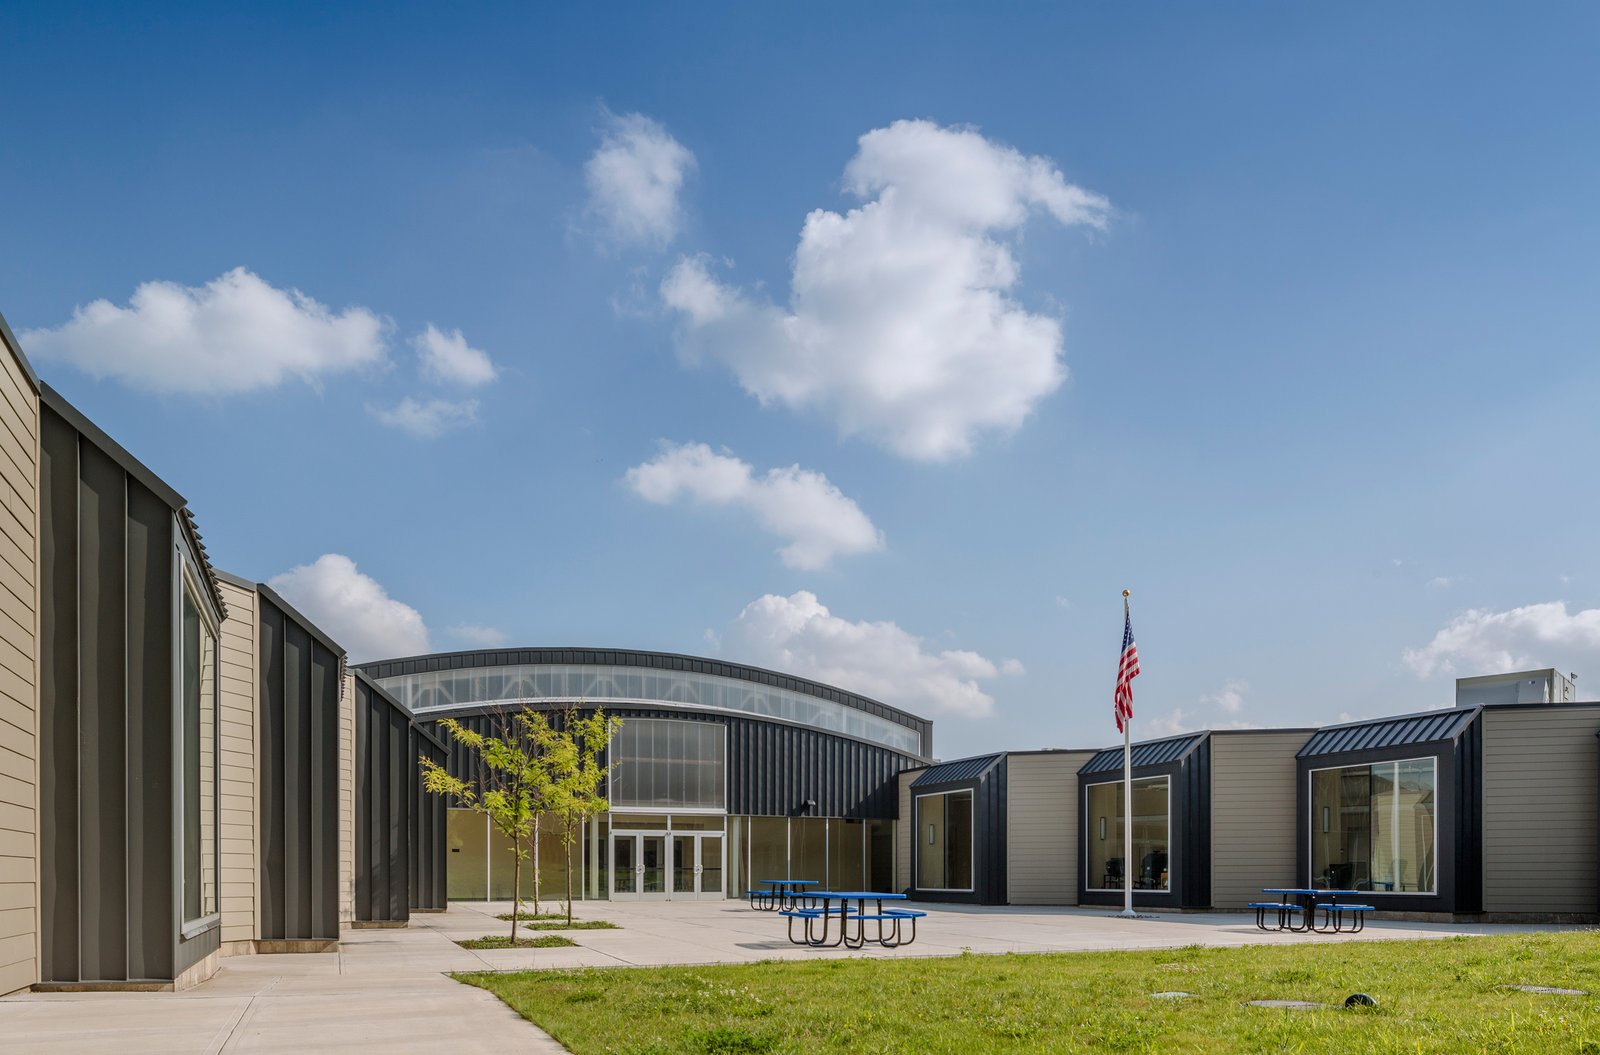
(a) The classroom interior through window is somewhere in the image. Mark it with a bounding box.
[1310,758,1436,894]
[1086,776,1170,891]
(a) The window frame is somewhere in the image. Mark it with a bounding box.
[176,554,222,935]
[1306,755,1439,897]
[1083,774,1173,893]
[913,788,976,893]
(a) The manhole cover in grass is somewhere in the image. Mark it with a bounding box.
[1503,985,1587,996]
[1247,1000,1327,1011]
[1150,992,1191,999]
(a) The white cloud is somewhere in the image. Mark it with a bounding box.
[1427,576,1455,590]
[722,590,1020,718]
[1200,679,1248,714]
[1054,595,1072,609]
[1403,601,1600,678]
[447,624,509,648]
[413,324,497,387]
[625,442,883,570]
[21,267,387,394]
[369,397,480,438]
[584,111,696,249]
[1142,709,1193,738]
[268,554,429,663]
[661,119,1109,461]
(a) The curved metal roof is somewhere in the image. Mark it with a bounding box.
[1081,732,1208,775]
[354,647,931,738]
[1297,707,1480,758]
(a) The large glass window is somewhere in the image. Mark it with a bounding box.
[1086,777,1170,892]
[375,663,925,755]
[181,585,218,923]
[1311,758,1436,894]
[609,719,726,811]
[916,790,973,891]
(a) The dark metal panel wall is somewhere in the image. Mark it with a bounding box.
[409,728,448,911]
[1178,740,1211,909]
[428,706,917,820]
[257,595,342,941]
[1454,715,1484,913]
[38,408,79,981]
[354,677,412,922]
[38,406,182,982]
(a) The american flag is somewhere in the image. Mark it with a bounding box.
[1114,603,1140,733]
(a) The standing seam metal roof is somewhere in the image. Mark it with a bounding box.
[1080,733,1207,775]
[910,753,1003,787]
[1297,707,1480,758]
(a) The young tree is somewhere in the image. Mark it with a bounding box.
[548,706,622,926]
[419,707,557,941]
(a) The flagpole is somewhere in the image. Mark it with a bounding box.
[1119,589,1136,918]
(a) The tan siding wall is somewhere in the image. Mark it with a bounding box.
[1210,731,1309,909]
[339,670,355,923]
[216,579,258,945]
[0,345,36,996]
[895,770,921,893]
[1482,706,1600,914]
[1006,751,1095,905]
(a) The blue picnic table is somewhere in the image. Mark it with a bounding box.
[1257,888,1370,933]
[745,878,819,911]
[779,891,924,949]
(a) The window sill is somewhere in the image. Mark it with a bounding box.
[180,914,220,941]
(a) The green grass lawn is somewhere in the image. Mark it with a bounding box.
[457,931,1600,1054]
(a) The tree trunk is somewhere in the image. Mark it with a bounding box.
[510,830,522,942]
[532,814,541,915]
[569,816,582,922]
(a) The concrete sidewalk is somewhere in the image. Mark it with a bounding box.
[0,899,1580,1052]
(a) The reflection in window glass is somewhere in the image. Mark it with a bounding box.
[916,791,973,891]
[1085,778,1169,892]
[1311,758,1436,893]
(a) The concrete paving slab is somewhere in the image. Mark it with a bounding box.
[0,897,1588,1053]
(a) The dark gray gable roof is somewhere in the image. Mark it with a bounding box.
[1297,707,1480,758]
[1080,732,1207,775]
[910,753,1003,787]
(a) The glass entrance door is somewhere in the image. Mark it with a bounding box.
[668,833,725,899]
[697,834,724,900]
[612,833,669,899]
[612,833,638,898]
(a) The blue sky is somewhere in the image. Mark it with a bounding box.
[4,3,1599,757]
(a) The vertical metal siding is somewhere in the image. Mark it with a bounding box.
[354,676,413,923]
[430,706,916,820]
[257,594,341,941]
[408,728,447,911]
[39,407,189,982]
